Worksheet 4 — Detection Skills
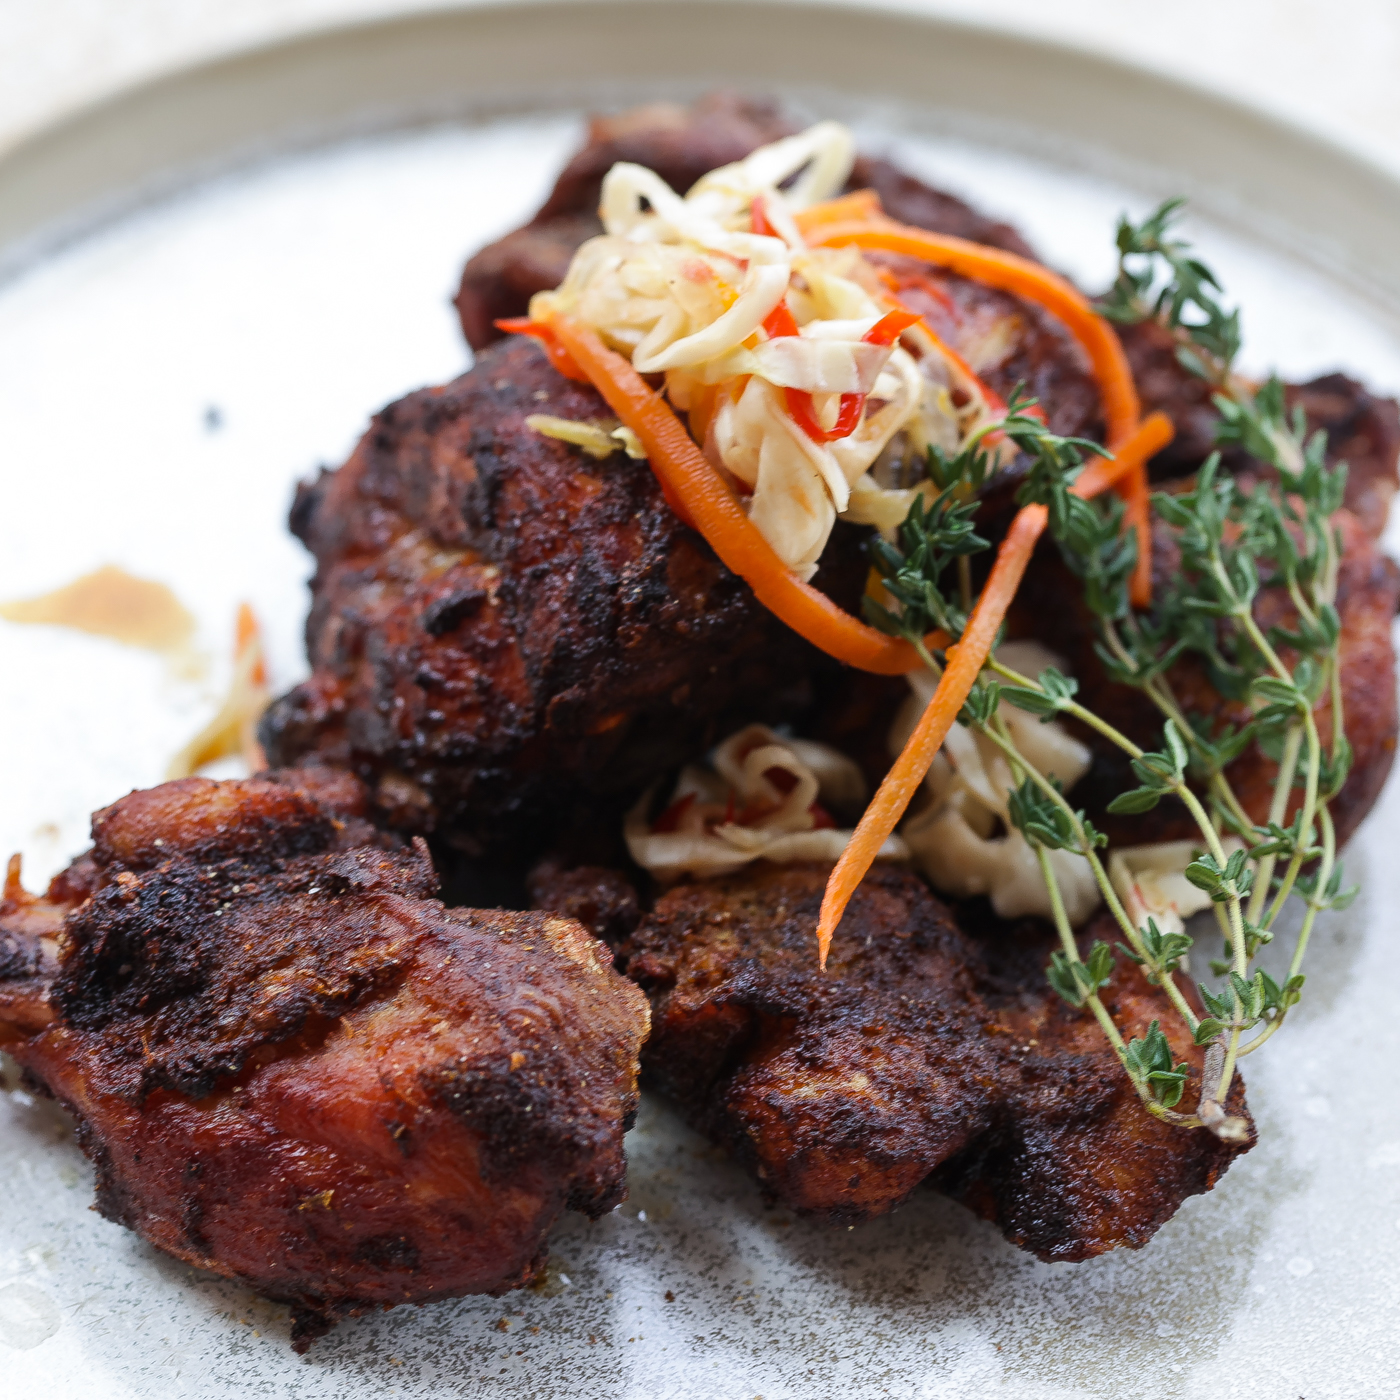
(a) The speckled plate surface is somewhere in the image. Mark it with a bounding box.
[2,5,1399,1396]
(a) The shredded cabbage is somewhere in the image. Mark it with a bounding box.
[1108,838,1244,944]
[625,724,908,881]
[529,121,1011,579]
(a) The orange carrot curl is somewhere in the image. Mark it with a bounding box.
[815,503,1047,965]
[791,188,884,235]
[1072,411,1174,501]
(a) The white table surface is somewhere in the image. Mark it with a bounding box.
[3,0,1400,176]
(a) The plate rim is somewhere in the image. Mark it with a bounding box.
[2,5,1400,1394]
[2,0,1400,320]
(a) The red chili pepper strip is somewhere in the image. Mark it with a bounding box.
[768,305,921,445]
[494,317,590,383]
[863,308,922,346]
[763,301,802,339]
[784,388,864,444]
[750,194,777,239]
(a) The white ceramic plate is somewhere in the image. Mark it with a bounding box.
[1,6,1399,1397]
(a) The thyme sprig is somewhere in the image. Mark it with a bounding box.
[866,201,1356,1137]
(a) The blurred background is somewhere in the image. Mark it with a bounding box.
[5,0,1400,174]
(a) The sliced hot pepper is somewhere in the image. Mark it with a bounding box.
[767,304,920,445]
[862,307,921,346]
[762,300,801,339]
[784,388,865,443]
[750,194,777,239]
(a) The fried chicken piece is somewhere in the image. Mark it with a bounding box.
[1011,504,1400,848]
[621,862,998,1224]
[1,773,649,1349]
[258,334,858,855]
[934,903,1251,1260]
[263,105,1108,858]
[612,862,1249,1257]
[454,92,1033,351]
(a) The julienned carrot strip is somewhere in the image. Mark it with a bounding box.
[234,601,268,690]
[814,412,1175,959]
[816,503,1049,965]
[234,603,269,770]
[1071,411,1174,500]
[814,414,1174,960]
[792,189,883,235]
[518,319,1163,681]
[547,315,948,675]
[809,220,1142,446]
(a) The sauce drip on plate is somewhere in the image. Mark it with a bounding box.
[0,565,195,654]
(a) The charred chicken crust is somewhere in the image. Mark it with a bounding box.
[1,772,649,1349]
[258,333,862,857]
[611,862,1250,1259]
[938,902,1251,1260]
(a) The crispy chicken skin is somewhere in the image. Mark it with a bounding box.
[0,773,649,1349]
[610,862,1249,1259]
[624,863,999,1225]
[258,334,852,855]
[935,903,1250,1259]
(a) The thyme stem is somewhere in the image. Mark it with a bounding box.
[977,713,1201,1033]
[1032,843,1201,1129]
